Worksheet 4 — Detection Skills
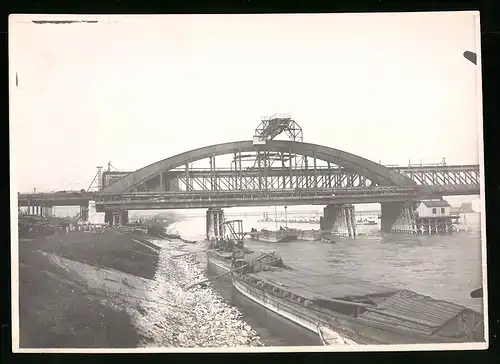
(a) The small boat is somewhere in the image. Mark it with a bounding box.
[321,237,336,244]
[356,218,378,226]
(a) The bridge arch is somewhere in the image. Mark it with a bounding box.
[101,141,415,193]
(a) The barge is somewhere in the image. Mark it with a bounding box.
[206,246,284,275]
[230,259,484,345]
[250,228,298,243]
[295,229,323,241]
[206,221,484,345]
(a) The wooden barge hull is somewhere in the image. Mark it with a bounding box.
[231,273,484,345]
[206,251,484,345]
[206,252,232,273]
[296,230,322,241]
[251,232,298,243]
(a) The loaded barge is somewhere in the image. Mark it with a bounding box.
[230,261,483,344]
[207,222,483,345]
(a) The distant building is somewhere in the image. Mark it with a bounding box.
[416,200,451,218]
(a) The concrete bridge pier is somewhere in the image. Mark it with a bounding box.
[206,208,225,240]
[27,205,41,216]
[112,211,129,226]
[320,204,357,237]
[42,206,53,217]
[79,205,89,222]
[380,202,418,233]
[104,212,113,225]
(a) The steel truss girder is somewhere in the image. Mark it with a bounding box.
[103,162,480,194]
[397,167,480,189]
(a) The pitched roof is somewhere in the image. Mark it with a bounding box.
[357,290,470,335]
[421,200,451,208]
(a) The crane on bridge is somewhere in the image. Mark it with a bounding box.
[252,113,305,222]
[253,113,304,143]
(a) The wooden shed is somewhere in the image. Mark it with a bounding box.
[416,200,451,218]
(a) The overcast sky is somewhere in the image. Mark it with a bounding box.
[10,12,481,194]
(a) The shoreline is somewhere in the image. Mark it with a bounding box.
[17,225,263,349]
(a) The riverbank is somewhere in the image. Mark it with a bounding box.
[17,227,263,349]
[18,229,158,348]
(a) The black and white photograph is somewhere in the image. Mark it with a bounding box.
[9,12,487,352]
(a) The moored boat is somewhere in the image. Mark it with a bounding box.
[250,228,298,243]
[230,257,484,345]
[356,217,378,226]
[207,247,286,280]
[320,237,336,244]
[320,232,336,244]
[296,229,323,241]
[206,220,484,345]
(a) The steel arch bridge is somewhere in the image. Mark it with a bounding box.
[100,140,418,194]
[16,115,481,214]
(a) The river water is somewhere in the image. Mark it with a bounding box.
[171,212,484,346]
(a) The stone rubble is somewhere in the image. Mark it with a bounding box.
[40,236,264,348]
[129,239,264,348]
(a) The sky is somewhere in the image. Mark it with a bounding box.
[10,12,482,200]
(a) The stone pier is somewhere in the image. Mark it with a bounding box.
[42,206,53,217]
[112,211,129,226]
[320,204,357,237]
[79,205,89,222]
[380,202,418,233]
[104,211,113,225]
[206,208,225,240]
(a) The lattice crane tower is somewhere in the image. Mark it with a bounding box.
[252,113,306,187]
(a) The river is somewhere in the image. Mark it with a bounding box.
[170,212,484,346]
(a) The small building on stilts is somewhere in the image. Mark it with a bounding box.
[414,200,457,234]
